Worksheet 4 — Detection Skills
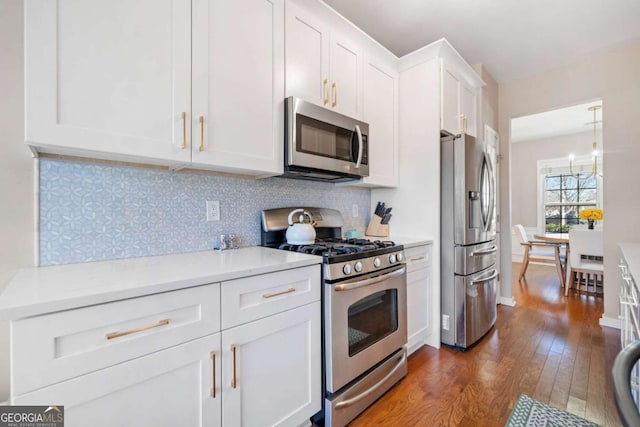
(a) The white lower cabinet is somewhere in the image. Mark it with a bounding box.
[9,265,322,427]
[14,334,222,427]
[405,244,434,355]
[221,302,321,427]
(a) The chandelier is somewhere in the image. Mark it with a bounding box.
[569,105,602,178]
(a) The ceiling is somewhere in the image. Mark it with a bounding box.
[511,101,602,143]
[322,0,640,82]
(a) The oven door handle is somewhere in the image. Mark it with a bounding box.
[335,347,407,409]
[333,266,406,292]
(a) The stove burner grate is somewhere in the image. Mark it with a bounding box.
[278,238,397,258]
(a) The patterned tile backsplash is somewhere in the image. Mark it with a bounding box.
[39,158,371,265]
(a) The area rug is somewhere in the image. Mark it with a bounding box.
[505,394,600,426]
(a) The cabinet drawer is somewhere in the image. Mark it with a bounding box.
[222,265,321,329]
[12,284,220,396]
[405,245,432,271]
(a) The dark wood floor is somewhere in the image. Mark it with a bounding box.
[349,262,622,426]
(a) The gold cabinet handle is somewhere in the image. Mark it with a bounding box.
[410,256,426,262]
[332,82,337,108]
[460,114,467,134]
[323,79,329,105]
[262,287,296,299]
[106,319,170,340]
[210,351,217,398]
[231,345,238,388]
[199,116,205,152]
[181,112,187,149]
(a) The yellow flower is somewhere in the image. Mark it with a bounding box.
[579,208,603,221]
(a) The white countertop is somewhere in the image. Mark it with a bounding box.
[620,243,640,284]
[0,247,322,320]
[385,236,434,249]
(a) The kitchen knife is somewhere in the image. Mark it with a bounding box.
[381,213,392,224]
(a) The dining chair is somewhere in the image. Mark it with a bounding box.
[566,229,603,296]
[514,224,566,286]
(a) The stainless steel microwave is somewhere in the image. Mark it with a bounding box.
[283,96,369,182]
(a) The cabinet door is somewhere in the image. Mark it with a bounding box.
[221,302,321,427]
[460,81,477,137]
[13,334,221,427]
[441,63,478,137]
[405,245,433,355]
[285,2,330,108]
[24,0,192,165]
[441,66,461,135]
[328,33,363,119]
[192,0,284,176]
[362,56,398,187]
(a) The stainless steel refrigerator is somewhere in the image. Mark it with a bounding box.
[441,133,498,349]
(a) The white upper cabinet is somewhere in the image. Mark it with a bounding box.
[285,2,363,119]
[328,34,363,119]
[441,60,478,137]
[191,0,284,176]
[285,3,329,108]
[25,0,284,176]
[24,0,192,165]
[361,55,399,187]
[460,80,478,137]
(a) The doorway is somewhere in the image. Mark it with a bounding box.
[509,100,604,264]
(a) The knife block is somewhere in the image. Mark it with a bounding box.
[366,214,389,237]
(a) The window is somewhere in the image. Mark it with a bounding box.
[544,173,597,233]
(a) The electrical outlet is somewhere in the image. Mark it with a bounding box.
[352,204,359,218]
[442,314,450,331]
[206,201,220,222]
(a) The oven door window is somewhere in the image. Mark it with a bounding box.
[347,289,398,356]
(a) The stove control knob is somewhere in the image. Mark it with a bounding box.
[397,252,404,262]
[373,257,381,268]
[354,261,363,272]
[389,254,397,264]
[343,264,352,275]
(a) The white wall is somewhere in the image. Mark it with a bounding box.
[499,39,640,326]
[0,0,36,400]
[511,130,602,227]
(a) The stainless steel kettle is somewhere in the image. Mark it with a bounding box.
[285,209,316,245]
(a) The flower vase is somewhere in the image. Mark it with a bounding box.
[588,219,594,230]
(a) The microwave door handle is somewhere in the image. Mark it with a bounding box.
[354,125,363,169]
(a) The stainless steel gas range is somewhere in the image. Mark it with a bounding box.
[261,207,408,427]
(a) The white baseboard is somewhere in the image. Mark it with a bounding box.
[599,315,621,330]
[408,329,440,354]
[499,296,516,307]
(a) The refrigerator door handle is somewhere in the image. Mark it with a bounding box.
[470,269,498,285]
[479,152,495,232]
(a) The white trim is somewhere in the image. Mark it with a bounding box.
[599,316,621,330]
[33,157,40,267]
[499,297,516,307]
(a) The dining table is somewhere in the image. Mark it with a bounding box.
[533,232,571,286]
